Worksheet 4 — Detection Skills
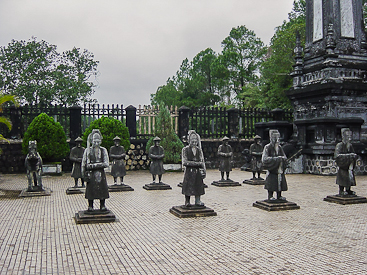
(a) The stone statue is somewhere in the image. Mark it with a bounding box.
[250,135,263,180]
[149,137,165,184]
[82,129,110,211]
[217,136,233,181]
[262,129,288,201]
[70,137,85,187]
[334,128,358,196]
[25,141,43,191]
[109,136,126,185]
[182,130,206,207]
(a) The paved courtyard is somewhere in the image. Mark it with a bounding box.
[0,169,366,275]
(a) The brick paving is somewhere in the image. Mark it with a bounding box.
[0,169,367,275]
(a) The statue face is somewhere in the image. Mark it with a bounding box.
[270,133,280,145]
[189,135,198,147]
[342,130,352,144]
[28,146,37,154]
[76,142,82,148]
[154,140,160,146]
[223,140,228,145]
[92,136,102,147]
[114,140,120,146]
[256,139,261,144]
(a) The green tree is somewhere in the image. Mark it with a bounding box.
[146,106,184,164]
[219,25,267,106]
[54,48,99,106]
[0,37,98,106]
[151,79,181,107]
[151,49,221,108]
[259,0,306,109]
[22,113,70,161]
[0,92,19,153]
[82,116,130,151]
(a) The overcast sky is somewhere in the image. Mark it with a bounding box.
[0,0,294,108]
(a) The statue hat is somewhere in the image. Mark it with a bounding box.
[153,136,161,141]
[254,135,261,140]
[75,137,83,142]
[222,136,229,141]
[113,136,121,141]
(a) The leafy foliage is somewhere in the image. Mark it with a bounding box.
[0,91,19,153]
[259,0,306,109]
[151,26,266,108]
[219,26,266,106]
[82,116,130,151]
[22,113,69,161]
[0,37,99,106]
[151,49,221,108]
[146,106,184,164]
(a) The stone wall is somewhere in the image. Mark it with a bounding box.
[0,140,26,173]
[303,154,367,176]
[6,138,351,175]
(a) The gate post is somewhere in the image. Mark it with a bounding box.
[125,105,137,139]
[178,106,190,140]
[9,106,23,139]
[69,106,82,142]
[227,108,239,138]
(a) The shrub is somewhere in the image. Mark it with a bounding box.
[146,106,184,164]
[83,116,130,150]
[22,113,70,161]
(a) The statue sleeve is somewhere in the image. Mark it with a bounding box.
[335,143,354,169]
[262,145,281,172]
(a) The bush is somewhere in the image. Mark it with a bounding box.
[146,106,184,163]
[22,113,70,161]
[83,116,130,150]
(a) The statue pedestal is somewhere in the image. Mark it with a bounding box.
[108,184,134,192]
[66,187,85,195]
[211,179,241,187]
[243,178,265,185]
[170,205,217,218]
[143,182,172,190]
[253,200,300,211]
[324,194,367,205]
[19,187,51,197]
[75,210,116,224]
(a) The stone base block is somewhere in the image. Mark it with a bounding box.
[243,178,265,185]
[170,205,217,218]
[108,184,134,192]
[211,179,241,187]
[66,187,85,195]
[75,210,116,224]
[143,182,172,190]
[323,195,367,205]
[19,187,52,197]
[253,200,300,211]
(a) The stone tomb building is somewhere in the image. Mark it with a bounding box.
[286,0,367,175]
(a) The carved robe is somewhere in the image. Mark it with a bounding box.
[109,145,126,178]
[70,146,85,179]
[218,144,233,172]
[250,143,263,172]
[334,142,356,187]
[82,146,110,200]
[149,145,165,175]
[182,145,205,196]
[262,143,288,192]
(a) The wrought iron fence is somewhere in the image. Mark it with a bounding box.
[81,104,125,134]
[189,107,228,139]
